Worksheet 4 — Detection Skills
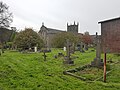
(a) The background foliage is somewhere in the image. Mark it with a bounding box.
[52,32,79,48]
[14,28,44,50]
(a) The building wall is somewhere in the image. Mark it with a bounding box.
[101,19,120,53]
[38,26,47,46]
[38,25,64,48]
[0,28,13,43]
[46,33,56,48]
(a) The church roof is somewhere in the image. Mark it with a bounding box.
[47,28,65,34]
[39,25,65,34]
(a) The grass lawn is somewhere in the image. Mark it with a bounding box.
[0,48,120,90]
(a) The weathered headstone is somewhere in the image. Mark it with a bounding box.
[63,39,74,64]
[58,52,64,57]
[63,47,66,51]
[76,44,80,51]
[84,44,88,51]
[80,42,85,52]
[70,43,75,54]
[54,55,57,59]
[91,32,103,67]
[43,50,47,61]
[34,47,37,52]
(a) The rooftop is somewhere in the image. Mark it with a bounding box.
[98,17,120,23]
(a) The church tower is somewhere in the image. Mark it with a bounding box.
[67,21,79,33]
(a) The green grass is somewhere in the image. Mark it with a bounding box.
[0,49,120,90]
[75,67,103,81]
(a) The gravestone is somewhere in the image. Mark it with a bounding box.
[91,32,103,67]
[70,43,75,54]
[54,55,57,59]
[43,50,47,61]
[63,39,74,64]
[84,44,88,51]
[76,44,80,51]
[63,47,66,51]
[58,52,64,57]
[80,42,85,52]
[34,47,37,52]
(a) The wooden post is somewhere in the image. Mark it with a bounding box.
[103,53,106,82]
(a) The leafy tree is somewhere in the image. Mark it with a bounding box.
[0,1,13,28]
[14,28,44,50]
[52,32,78,48]
[82,34,92,45]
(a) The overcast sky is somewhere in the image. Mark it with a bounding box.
[3,0,120,34]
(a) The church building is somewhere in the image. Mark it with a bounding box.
[38,22,79,48]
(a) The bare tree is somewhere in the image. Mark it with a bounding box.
[0,1,13,28]
[0,1,13,54]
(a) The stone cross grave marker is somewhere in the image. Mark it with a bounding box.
[70,43,75,54]
[91,32,103,67]
[63,39,74,64]
[80,42,84,52]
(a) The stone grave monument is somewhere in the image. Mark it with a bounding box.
[91,32,103,67]
[63,39,74,64]
[63,47,66,51]
[34,47,37,52]
[42,49,47,61]
[70,43,75,54]
[80,42,85,52]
